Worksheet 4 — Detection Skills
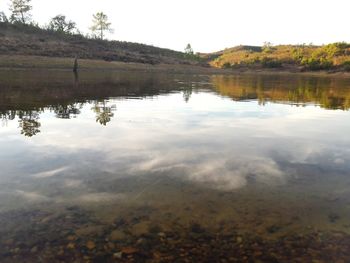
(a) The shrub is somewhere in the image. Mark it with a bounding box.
[261,57,282,68]
[342,61,350,72]
[222,62,231,69]
[302,57,333,70]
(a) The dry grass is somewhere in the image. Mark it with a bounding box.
[0,22,204,66]
[0,55,226,74]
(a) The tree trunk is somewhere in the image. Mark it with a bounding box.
[73,56,78,72]
[21,11,24,23]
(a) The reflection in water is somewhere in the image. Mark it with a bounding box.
[55,104,82,119]
[1,71,350,137]
[18,110,41,137]
[1,70,350,262]
[212,74,350,109]
[92,101,116,126]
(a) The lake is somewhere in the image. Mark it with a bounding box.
[1,70,350,262]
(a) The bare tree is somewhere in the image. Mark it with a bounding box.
[9,0,32,24]
[90,12,113,40]
[49,15,76,34]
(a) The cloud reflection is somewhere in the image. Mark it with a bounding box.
[14,190,50,203]
[0,88,350,211]
[32,166,68,178]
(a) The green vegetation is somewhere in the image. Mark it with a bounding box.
[206,43,350,72]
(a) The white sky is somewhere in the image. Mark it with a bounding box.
[0,0,349,53]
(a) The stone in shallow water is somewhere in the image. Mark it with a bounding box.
[328,213,340,223]
[236,236,243,244]
[86,241,96,250]
[66,243,75,249]
[113,252,123,259]
[110,230,126,241]
[121,247,138,254]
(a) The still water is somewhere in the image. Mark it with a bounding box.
[1,70,350,262]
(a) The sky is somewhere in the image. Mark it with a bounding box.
[0,0,349,53]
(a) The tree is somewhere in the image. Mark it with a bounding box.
[49,15,76,34]
[9,0,32,24]
[0,11,8,23]
[262,41,273,53]
[184,43,194,55]
[90,12,113,40]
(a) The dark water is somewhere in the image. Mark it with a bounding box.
[1,70,350,262]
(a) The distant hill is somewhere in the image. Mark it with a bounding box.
[201,43,350,72]
[0,22,205,66]
[2,21,350,73]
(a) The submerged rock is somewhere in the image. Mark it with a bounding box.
[86,241,96,250]
[121,247,138,255]
[113,252,123,259]
[190,223,205,234]
[328,213,340,223]
[110,230,127,241]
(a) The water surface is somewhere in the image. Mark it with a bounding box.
[1,70,350,262]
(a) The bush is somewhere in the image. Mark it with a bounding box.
[261,57,282,68]
[302,57,333,70]
[222,62,231,69]
[342,61,350,72]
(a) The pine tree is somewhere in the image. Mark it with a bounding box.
[90,12,113,40]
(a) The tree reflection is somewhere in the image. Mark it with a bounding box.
[54,104,82,119]
[92,101,116,126]
[182,82,193,103]
[1,110,16,126]
[18,111,41,137]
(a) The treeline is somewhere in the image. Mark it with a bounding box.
[0,0,112,40]
[0,0,201,62]
[209,43,350,71]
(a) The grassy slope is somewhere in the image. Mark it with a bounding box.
[202,44,350,72]
[0,22,205,66]
[2,22,350,74]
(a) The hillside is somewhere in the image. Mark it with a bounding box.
[2,21,350,73]
[0,22,204,66]
[202,44,350,72]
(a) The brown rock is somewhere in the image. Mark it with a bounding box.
[86,241,96,250]
[121,247,138,255]
[110,230,126,241]
[67,243,75,249]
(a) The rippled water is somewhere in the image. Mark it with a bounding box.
[1,70,350,262]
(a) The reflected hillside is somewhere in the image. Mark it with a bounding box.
[0,70,192,110]
[0,70,203,136]
[211,75,350,110]
[2,70,350,137]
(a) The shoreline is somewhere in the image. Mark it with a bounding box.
[1,55,350,77]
